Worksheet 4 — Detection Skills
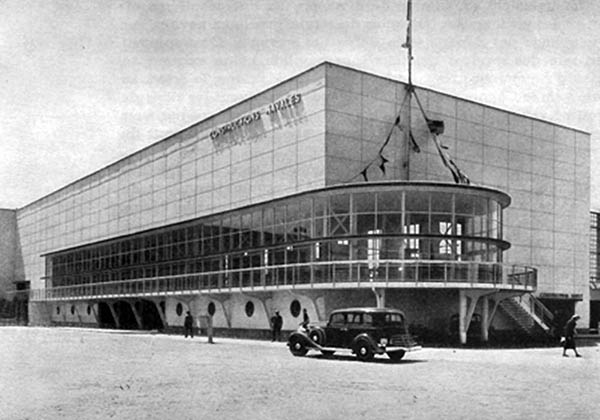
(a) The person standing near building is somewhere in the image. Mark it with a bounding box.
[271,311,283,342]
[301,308,310,331]
[184,311,194,338]
[562,314,581,357]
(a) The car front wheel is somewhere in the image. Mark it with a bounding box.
[355,342,374,362]
[309,329,325,345]
[289,336,308,357]
[387,350,406,361]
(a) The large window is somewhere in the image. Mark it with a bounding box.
[46,183,509,288]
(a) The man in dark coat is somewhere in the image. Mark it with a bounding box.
[271,311,283,342]
[184,311,194,338]
[562,314,581,357]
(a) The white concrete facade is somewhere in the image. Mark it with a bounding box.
[10,62,591,324]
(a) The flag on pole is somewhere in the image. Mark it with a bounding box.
[427,119,445,135]
[379,155,389,174]
[409,131,420,153]
[401,0,412,49]
[360,167,369,182]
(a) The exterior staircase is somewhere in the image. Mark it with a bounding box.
[499,294,554,338]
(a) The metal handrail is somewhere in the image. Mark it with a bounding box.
[29,259,536,301]
[518,293,554,327]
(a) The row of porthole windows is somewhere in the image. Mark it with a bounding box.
[56,305,92,316]
[174,301,221,317]
[55,299,305,320]
[174,299,304,319]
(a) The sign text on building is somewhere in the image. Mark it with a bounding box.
[210,93,302,140]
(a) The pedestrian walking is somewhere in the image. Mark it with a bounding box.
[562,314,581,357]
[271,311,283,342]
[184,311,194,338]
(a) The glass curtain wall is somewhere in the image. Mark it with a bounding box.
[47,184,509,289]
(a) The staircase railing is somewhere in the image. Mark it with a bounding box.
[515,293,554,332]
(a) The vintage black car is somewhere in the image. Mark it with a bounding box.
[287,307,421,362]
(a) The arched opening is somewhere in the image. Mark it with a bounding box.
[97,302,116,329]
[113,300,138,330]
[138,300,164,330]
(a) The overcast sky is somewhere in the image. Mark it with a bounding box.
[1,0,598,209]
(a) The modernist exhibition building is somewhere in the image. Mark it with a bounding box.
[0,62,594,343]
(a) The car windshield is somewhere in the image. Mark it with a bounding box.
[372,313,405,327]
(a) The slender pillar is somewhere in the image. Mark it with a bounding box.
[74,304,83,324]
[129,301,143,329]
[481,296,489,342]
[194,315,215,343]
[152,300,168,328]
[373,288,386,308]
[459,290,468,345]
[210,296,232,328]
[109,302,121,329]
[89,302,98,324]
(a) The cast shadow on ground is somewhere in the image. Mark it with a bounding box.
[305,353,427,365]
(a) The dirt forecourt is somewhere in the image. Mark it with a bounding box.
[1,327,598,420]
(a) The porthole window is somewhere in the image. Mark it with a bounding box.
[176,303,183,316]
[56,306,60,315]
[290,300,301,318]
[208,302,216,316]
[71,305,75,315]
[87,305,91,315]
[245,301,254,318]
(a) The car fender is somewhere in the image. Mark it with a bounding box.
[287,330,323,350]
[307,326,327,346]
[351,333,381,354]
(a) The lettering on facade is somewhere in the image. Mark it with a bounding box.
[209,93,302,141]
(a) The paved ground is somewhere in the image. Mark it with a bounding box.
[1,327,598,420]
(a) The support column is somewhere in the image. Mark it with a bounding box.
[74,304,83,324]
[481,296,489,342]
[482,291,522,339]
[459,290,468,345]
[210,295,232,328]
[152,300,168,328]
[372,288,386,308]
[129,301,143,330]
[89,302,99,324]
[461,290,507,344]
[109,302,121,329]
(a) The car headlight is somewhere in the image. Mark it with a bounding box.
[380,338,388,346]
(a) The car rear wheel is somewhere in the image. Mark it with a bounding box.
[355,342,374,362]
[387,350,406,361]
[289,336,308,357]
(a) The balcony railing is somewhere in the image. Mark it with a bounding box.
[31,259,537,301]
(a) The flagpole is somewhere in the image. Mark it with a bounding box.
[407,0,413,87]
[403,0,413,180]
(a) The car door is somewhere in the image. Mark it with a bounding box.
[325,312,347,347]
[342,312,362,347]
